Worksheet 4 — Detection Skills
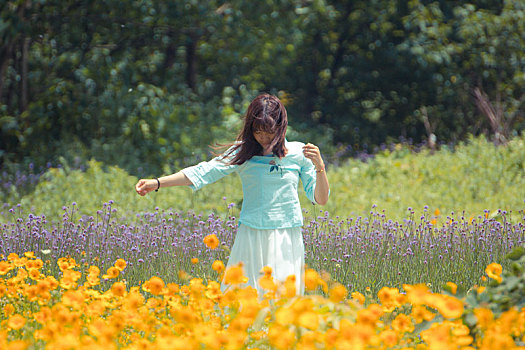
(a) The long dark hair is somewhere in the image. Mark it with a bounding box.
[224,94,288,165]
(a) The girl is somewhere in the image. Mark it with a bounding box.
[135,94,329,295]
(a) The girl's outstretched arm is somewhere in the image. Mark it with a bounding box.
[135,172,193,196]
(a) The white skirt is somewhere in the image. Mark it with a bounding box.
[222,224,305,296]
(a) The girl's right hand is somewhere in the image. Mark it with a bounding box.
[135,179,157,196]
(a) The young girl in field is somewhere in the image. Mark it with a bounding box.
[135,94,329,295]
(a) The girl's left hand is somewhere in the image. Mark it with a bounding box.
[303,143,325,170]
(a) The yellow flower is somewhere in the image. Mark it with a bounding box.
[473,307,494,329]
[411,305,435,323]
[57,257,77,271]
[268,325,296,350]
[102,266,120,279]
[446,281,458,294]
[297,311,319,330]
[86,275,100,287]
[88,265,100,276]
[259,275,277,292]
[8,314,26,330]
[191,257,199,264]
[485,262,503,283]
[4,303,15,316]
[28,268,40,280]
[212,260,225,273]
[282,275,297,298]
[111,281,127,297]
[432,295,464,319]
[380,329,398,347]
[329,283,347,303]
[260,265,273,276]
[351,291,366,305]
[434,208,440,216]
[62,290,85,309]
[203,234,220,250]
[0,261,13,275]
[143,276,165,295]
[392,313,414,333]
[304,268,320,291]
[357,304,383,325]
[378,286,403,310]
[403,283,430,305]
[223,264,248,285]
[7,253,19,261]
[114,258,127,271]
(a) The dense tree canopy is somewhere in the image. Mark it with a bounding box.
[1,0,523,176]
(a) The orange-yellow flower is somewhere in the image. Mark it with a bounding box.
[0,261,13,275]
[473,307,494,329]
[432,295,464,319]
[111,281,127,297]
[212,260,225,273]
[378,286,403,310]
[403,283,430,305]
[268,325,296,349]
[203,234,220,250]
[357,304,383,325]
[411,305,435,323]
[304,268,320,291]
[282,275,296,298]
[62,290,85,309]
[4,303,15,316]
[297,311,319,330]
[392,313,414,333]
[114,259,127,271]
[223,264,248,285]
[7,253,19,261]
[380,329,398,347]
[351,291,366,305]
[445,282,458,294]
[329,283,347,303]
[143,276,165,295]
[28,268,40,280]
[88,265,100,276]
[8,314,26,330]
[191,258,199,264]
[485,262,503,283]
[259,275,277,292]
[102,266,119,279]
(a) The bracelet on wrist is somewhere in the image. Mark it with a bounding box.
[316,166,325,173]
[155,178,160,192]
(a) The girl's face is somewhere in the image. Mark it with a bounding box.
[253,130,276,151]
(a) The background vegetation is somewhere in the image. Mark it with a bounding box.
[2,134,524,223]
[1,0,524,180]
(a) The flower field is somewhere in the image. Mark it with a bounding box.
[1,250,525,349]
[2,203,525,349]
[2,135,525,348]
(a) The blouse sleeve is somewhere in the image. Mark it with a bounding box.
[181,148,238,191]
[300,155,317,203]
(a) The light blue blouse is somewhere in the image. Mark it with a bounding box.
[181,141,321,229]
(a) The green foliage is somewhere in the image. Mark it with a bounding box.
[5,134,525,224]
[323,134,525,220]
[12,159,243,221]
[1,0,524,175]
[463,243,525,331]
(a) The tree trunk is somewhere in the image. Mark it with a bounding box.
[0,42,14,103]
[20,37,30,112]
[185,36,197,91]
